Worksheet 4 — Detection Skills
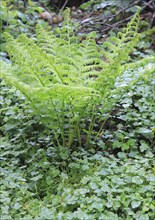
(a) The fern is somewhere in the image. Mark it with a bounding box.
[93,11,141,94]
[1,9,154,147]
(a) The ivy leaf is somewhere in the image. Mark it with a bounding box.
[51,169,60,177]
[40,207,53,219]
[106,201,113,208]
[14,202,22,209]
[131,200,141,208]
[137,127,153,138]
[46,176,53,185]
[82,165,89,170]
[139,141,149,152]
[30,174,43,181]
[132,176,143,184]
[117,152,127,159]
[4,123,15,131]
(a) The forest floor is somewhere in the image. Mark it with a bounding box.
[0,0,155,219]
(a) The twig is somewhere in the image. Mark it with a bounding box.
[59,0,69,13]
[75,0,141,33]
[107,0,141,19]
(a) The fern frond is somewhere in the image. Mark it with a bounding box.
[94,10,141,93]
[1,9,151,139]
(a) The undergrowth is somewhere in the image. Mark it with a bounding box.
[0,6,155,220]
[1,9,154,147]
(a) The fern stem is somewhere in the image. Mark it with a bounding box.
[47,56,64,84]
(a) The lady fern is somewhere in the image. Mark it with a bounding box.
[1,9,154,147]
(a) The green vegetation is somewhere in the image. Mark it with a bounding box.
[1,10,154,147]
[0,1,155,219]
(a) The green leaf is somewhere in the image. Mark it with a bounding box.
[40,207,53,219]
[139,141,149,152]
[30,174,43,181]
[46,176,54,185]
[132,176,143,184]
[13,203,22,209]
[131,200,141,208]
[137,127,153,138]
[117,152,127,159]
[51,169,60,177]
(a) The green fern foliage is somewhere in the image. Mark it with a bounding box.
[1,9,154,146]
[94,11,141,94]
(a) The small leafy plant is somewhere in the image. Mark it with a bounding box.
[0,9,154,147]
[1,143,155,219]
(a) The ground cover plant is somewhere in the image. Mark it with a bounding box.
[0,0,155,219]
